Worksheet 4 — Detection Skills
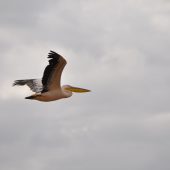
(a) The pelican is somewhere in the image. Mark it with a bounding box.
[13,50,90,102]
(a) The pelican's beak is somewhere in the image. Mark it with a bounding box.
[65,86,91,93]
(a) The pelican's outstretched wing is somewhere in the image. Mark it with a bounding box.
[41,51,67,93]
[13,79,43,93]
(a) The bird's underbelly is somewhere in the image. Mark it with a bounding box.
[36,91,64,102]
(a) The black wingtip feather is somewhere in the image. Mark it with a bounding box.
[47,50,61,59]
[41,51,62,91]
[13,80,27,86]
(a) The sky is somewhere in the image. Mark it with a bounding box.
[1,0,170,169]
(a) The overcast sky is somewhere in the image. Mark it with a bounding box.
[1,0,170,170]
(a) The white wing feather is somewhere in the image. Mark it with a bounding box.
[13,79,43,93]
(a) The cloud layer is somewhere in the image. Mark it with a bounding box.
[1,0,170,170]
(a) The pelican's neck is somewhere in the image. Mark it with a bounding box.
[61,85,73,98]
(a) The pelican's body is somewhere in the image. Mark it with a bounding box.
[27,85,73,102]
[13,51,90,102]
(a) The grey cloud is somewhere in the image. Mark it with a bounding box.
[1,0,170,170]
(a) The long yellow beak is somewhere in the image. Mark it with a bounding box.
[65,86,91,93]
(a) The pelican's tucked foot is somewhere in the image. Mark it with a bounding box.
[25,95,36,99]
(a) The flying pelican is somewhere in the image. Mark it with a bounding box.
[13,50,90,102]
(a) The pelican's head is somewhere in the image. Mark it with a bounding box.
[62,85,90,98]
